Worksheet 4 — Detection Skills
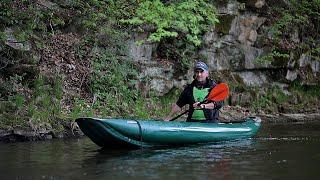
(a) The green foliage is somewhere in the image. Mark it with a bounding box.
[290,81,320,98]
[248,82,320,113]
[123,0,219,46]
[156,87,181,116]
[71,43,181,120]
[133,98,151,119]
[27,75,64,124]
[11,94,25,109]
[0,74,26,128]
[0,0,136,44]
[0,101,27,128]
[70,0,137,32]
[69,99,94,120]
[255,50,290,64]
[250,86,289,112]
[0,74,64,129]
[89,48,140,117]
[309,46,320,61]
[128,90,179,120]
[265,0,320,62]
[0,0,143,129]
[0,1,65,40]
[62,1,178,120]
[0,74,23,98]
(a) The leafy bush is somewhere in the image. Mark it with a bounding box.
[255,50,290,65]
[123,0,219,46]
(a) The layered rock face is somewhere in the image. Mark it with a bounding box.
[127,0,319,106]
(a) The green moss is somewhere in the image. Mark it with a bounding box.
[265,0,320,71]
[255,50,289,66]
[0,101,28,129]
[290,80,320,98]
[270,57,289,67]
[215,15,235,35]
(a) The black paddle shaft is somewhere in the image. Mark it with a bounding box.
[169,100,207,121]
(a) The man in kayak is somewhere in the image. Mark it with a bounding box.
[164,61,223,122]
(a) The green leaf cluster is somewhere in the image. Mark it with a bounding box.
[123,0,219,46]
[255,50,290,64]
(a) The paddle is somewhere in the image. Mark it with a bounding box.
[169,83,229,121]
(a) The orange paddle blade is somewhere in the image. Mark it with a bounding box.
[207,83,229,101]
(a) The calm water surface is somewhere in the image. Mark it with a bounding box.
[1,120,320,179]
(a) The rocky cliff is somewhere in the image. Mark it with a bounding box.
[128,0,319,113]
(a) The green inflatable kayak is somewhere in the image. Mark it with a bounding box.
[76,117,261,148]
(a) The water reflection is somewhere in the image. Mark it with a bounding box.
[78,139,256,179]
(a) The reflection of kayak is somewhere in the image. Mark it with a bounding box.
[76,117,261,148]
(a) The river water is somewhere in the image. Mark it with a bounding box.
[1,120,320,179]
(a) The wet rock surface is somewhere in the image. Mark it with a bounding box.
[0,121,83,143]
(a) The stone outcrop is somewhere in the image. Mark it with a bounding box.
[0,120,83,143]
[127,0,319,100]
[286,54,320,85]
[4,28,31,51]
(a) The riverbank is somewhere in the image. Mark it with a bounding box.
[0,119,83,143]
[1,106,320,143]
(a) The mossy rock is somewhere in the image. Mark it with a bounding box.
[215,15,235,36]
[270,57,289,67]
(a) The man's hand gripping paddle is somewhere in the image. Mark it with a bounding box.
[169,83,229,121]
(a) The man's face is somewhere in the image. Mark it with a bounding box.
[194,69,208,83]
